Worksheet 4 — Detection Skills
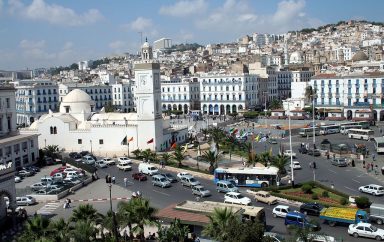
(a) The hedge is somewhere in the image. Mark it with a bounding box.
[270,191,347,208]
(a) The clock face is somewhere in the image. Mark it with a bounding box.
[140,75,147,87]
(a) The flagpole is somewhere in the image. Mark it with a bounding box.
[127,143,130,158]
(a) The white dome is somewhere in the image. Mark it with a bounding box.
[60,89,94,121]
[289,51,303,64]
[142,41,150,48]
[62,89,92,103]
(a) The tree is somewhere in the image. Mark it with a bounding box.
[201,128,209,140]
[104,102,116,113]
[69,220,98,242]
[130,198,158,240]
[203,207,237,242]
[69,63,79,70]
[268,99,282,110]
[173,146,185,167]
[227,220,265,242]
[117,200,136,240]
[272,154,289,174]
[208,127,224,153]
[18,215,51,241]
[201,150,221,173]
[70,204,102,224]
[157,218,190,242]
[48,218,70,242]
[132,149,142,159]
[161,153,172,166]
[43,145,60,159]
[141,149,153,162]
[305,86,317,104]
[224,135,237,162]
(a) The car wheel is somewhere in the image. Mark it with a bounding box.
[353,233,359,238]
[273,213,277,218]
[255,198,258,202]
[303,211,307,215]
[376,235,382,241]
[378,219,383,225]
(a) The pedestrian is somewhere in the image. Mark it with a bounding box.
[367,148,370,156]
[124,177,128,187]
[313,161,316,169]
[380,127,382,134]
[242,161,246,167]
[112,176,116,184]
[373,153,376,161]
[375,165,379,175]
[351,159,355,167]
[333,154,336,160]
[371,162,374,171]
[367,165,370,173]
[363,160,366,168]
[68,198,71,208]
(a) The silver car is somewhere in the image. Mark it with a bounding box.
[181,175,201,187]
[192,185,211,197]
[16,196,36,206]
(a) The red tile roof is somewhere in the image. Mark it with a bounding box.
[156,203,210,226]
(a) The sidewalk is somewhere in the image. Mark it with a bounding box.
[354,157,384,183]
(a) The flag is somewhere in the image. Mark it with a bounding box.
[229,128,234,133]
[232,129,238,135]
[171,142,177,149]
[183,144,188,153]
[255,135,260,142]
[128,137,134,142]
[240,130,244,136]
[147,138,154,144]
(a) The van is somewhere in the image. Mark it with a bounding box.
[152,175,171,188]
[138,163,159,176]
[216,180,239,193]
[284,212,319,230]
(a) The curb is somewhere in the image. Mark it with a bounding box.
[40,197,131,203]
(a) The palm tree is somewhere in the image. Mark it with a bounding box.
[203,207,237,242]
[161,152,172,166]
[150,151,159,164]
[130,198,158,240]
[272,154,289,174]
[132,149,142,159]
[141,149,153,162]
[19,215,52,241]
[69,220,98,242]
[304,86,317,104]
[201,150,221,173]
[48,218,70,242]
[224,135,237,162]
[117,200,136,240]
[43,145,60,159]
[208,127,224,153]
[173,146,185,167]
[70,204,102,224]
[201,128,209,140]
[158,218,189,242]
[246,151,257,167]
[259,151,272,166]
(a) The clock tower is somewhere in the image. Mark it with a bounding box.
[135,39,163,151]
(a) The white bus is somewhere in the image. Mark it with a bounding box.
[340,125,362,135]
[348,129,374,141]
[373,137,384,154]
[319,125,340,135]
[299,127,320,137]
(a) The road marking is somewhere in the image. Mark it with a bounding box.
[328,169,337,174]
[357,173,366,177]
[344,186,356,191]
[152,189,171,196]
[37,202,61,215]
[352,179,360,183]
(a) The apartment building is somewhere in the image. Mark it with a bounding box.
[111,82,135,112]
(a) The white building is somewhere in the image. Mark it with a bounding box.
[310,72,384,121]
[199,73,258,115]
[78,60,93,71]
[161,77,200,114]
[112,81,135,112]
[276,69,314,100]
[153,38,172,51]
[14,79,59,125]
[20,41,187,154]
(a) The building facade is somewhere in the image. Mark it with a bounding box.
[14,79,59,125]
[111,82,135,112]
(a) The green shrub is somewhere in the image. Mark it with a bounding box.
[355,196,371,209]
[312,193,319,200]
[301,184,313,194]
[340,197,348,205]
[270,192,346,208]
[322,191,329,198]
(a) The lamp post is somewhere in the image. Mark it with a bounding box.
[288,102,295,187]
[263,91,268,129]
[90,140,93,154]
[108,184,119,241]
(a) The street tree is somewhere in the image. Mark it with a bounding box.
[201,150,221,173]
[132,149,142,159]
[70,204,103,224]
[18,215,51,241]
[48,218,70,242]
[141,149,153,162]
[69,220,99,242]
[272,154,289,174]
[203,207,237,241]
[173,146,185,167]
[157,218,190,242]
[130,197,158,241]
[117,200,136,240]
[201,128,209,140]
[161,153,172,166]
[43,145,60,159]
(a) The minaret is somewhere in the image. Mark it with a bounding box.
[134,38,163,151]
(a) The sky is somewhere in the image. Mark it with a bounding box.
[0,0,383,70]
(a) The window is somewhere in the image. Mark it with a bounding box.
[50,126,53,134]
[99,139,104,145]
[53,127,57,134]
[6,98,10,108]
[78,139,82,144]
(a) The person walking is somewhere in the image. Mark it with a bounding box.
[112,176,116,184]
[371,162,374,171]
[373,153,376,161]
[124,177,128,187]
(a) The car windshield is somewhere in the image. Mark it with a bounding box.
[370,225,378,232]
[237,194,244,199]
[190,178,197,182]
[159,178,166,182]
[378,187,384,191]
[165,174,173,177]
[227,183,234,188]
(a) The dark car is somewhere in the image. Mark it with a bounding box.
[307,149,321,156]
[298,147,308,154]
[80,151,90,157]
[132,173,147,181]
[160,173,177,183]
[69,152,82,160]
[299,203,324,216]
[28,166,40,172]
[21,167,36,175]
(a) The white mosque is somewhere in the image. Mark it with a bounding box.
[20,41,188,156]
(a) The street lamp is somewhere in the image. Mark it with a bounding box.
[287,101,295,187]
[90,140,93,154]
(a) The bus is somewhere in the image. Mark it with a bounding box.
[319,125,340,135]
[357,121,370,129]
[373,137,384,154]
[340,125,362,135]
[348,129,374,141]
[213,166,279,188]
[299,127,320,137]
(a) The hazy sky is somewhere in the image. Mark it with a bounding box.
[0,0,383,70]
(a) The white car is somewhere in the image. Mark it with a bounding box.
[51,172,65,181]
[82,155,96,165]
[14,176,22,183]
[16,196,36,206]
[348,222,384,240]
[63,177,81,185]
[359,184,384,196]
[95,160,108,168]
[117,163,132,171]
[30,182,47,191]
[177,172,192,180]
[290,161,302,170]
[283,150,297,158]
[224,192,251,206]
[102,157,116,166]
[272,205,291,218]
[117,157,132,164]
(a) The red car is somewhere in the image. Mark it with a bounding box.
[132,173,147,181]
[50,166,67,176]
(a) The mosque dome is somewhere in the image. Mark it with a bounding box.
[59,89,94,119]
[289,51,303,64]
[352,51,369,62]
[62,89,92,103]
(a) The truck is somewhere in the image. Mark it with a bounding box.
[370,203,384,225]
[319,207,368,226]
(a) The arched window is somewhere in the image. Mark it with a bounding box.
[53,127,57,134]
[50,126,53,134]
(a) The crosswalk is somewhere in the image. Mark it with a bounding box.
[37,202,61,215]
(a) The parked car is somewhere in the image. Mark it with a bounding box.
[224,192,251,205]
[66,171,80,179]
[16,196,36,206]
[63,168,78,173]
[132,173,147,181]
[82,155,96,165]
[254,191,278,205]
[69,152,82,161]
[273,205,292,218]
[47,185,62,193]
[18,170,33,177]
[30,182,47,191]
[95,160,108,168]
[27,166,40,172]
[41,177,53,185]
[117,162,132,171]
[297,234,339,242]
[263,232,285,242]
[50,166,68,176]
[285,212,320,231]
[151,175,171,188]
[268,138,278,144]
[192,185,211,197]
[44,156,55,165]
[14,176,22,183]
[117,157,132,164]
[102,157,116,166]
[290,161,302,170]
[176,172,192,180]
[359,184,384,196]
[63,177,81,185]
[51,172,65,181]
[180,175,200,187]
[307,149,321,156]
[331,157,348,167]
[80,151,90,157]
[160,173,177,183]
[300,203,324,216]
[283,150,297,158]
[35,189,49,195]
[298,147,308,154]
[348,222,384,240]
